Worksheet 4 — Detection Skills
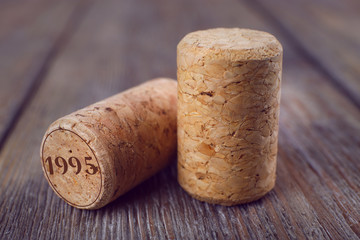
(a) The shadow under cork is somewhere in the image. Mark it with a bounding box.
[24,147,297,239]
[97,149,290,214]
[100,153,179,211]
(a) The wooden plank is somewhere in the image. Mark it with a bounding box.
[249,0,360,108]
[0,0,83,148]
[0,0,359,239]
[0,0,52,41]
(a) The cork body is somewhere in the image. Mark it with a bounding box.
[177,28,283,205]
[41,78,177,209]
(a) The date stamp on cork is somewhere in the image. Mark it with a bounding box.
[42,129,101,208]
[40,78,177,209]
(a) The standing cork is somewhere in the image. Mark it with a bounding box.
[41,78,177,209]
[177,28,283,205]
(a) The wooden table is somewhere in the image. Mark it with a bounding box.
[1,0,359,239]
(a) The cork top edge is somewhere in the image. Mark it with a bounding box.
[177,28,283,61]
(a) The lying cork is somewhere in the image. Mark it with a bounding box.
[177,28,283,205]
[41,78,177,209]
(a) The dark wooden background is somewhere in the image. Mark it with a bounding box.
[0,0,359,239]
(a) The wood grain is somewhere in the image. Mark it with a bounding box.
[0,0,359,239]
[250,0,360,108]
[0,0,85,148]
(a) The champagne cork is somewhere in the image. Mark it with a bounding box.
[177,28,282,205]
[40,78,177,209]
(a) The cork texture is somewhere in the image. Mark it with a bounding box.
[177,28,283,205]
[41,78,177,209]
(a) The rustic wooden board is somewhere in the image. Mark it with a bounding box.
[250,0,360,108]
[0,0,85,148]
[0,0,359,239]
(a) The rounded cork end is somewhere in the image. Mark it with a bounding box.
[178,174,276,206]
[40,118,114,210]
[177,28,283,61]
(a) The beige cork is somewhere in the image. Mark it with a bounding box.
[40,78,177,209]
[177,28,283,205]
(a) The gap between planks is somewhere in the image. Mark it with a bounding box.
[0,0,93,153]
[244,0,360,110]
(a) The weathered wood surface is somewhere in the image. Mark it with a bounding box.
[0,0,85,147]
[0,0,359,239]
[251,0,360,108]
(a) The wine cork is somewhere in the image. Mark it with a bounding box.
[177,28,282,205]
[40,78,177,209]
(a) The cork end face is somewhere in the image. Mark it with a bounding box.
[178,28,282,61]
[41,128,104,209]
